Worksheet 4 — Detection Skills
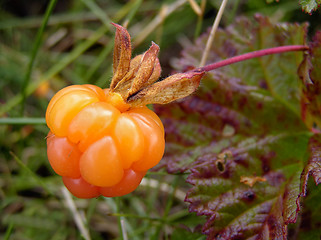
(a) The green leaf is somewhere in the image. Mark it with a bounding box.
[299,0,321,13]
[154,15,321,239]
[156,15,308,173]
[185,134,309,239]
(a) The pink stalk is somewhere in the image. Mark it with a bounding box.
[193,45,309,73]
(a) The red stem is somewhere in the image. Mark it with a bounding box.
[193,45,309,73]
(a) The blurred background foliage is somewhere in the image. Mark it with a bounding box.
[0,0,320,239]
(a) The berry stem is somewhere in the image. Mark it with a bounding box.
[194,45,309,73]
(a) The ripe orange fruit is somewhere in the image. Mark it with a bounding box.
[45,23,202,199]
[46,84,165,198]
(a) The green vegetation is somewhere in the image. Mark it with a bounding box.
[1,1,320,239]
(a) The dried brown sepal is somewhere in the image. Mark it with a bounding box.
[110,23,132,90]
[113,53,161,99]
[148,57,161,87]
[114,55,143,95]
[109,23,202,106]
[128,71,205,106]
[127,42,160,98]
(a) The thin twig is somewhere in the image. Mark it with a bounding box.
[120,218,128,240]
[194,0,206,39]
[115,197,124,240]
[199,0,228,67]
[195,45,309,73]
[201,0,207,13]
[61,187,91,240]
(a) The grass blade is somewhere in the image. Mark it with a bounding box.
[21,0,58,115]
[0,118,46,125]
[9,152,53,195]
[80,0,111,27]
[4,222,14,240]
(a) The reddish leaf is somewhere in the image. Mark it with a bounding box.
[299,134,321,202]
[299,31,321,128]
[283,173,302,225]
[154,15,321,239]
[184,134,309,239]
[155,15,307,173]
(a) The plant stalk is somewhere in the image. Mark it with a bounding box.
[195,45,309,73]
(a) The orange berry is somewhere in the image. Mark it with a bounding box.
[113,114,145,169]
[46,84,165,198]
[68,102,120,152]
[100,169,146,197]
[46,85,103,137]
[129,110,165,172]
[47,132,81,178]
[80,136,124,187]
[62,176,100,199]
